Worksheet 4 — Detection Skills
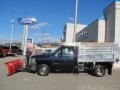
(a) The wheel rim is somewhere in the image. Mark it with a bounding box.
[96,68,104,76]
[40,66,47,75]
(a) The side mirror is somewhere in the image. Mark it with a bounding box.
[48,50,52,55]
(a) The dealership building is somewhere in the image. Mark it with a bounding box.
[63,0,120,48]
[76,19,105,42]
[63,23,87,43]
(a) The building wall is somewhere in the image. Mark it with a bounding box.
[104,2,115,42]
[76,19,105,42]
[104,1,120,47]
[63,23,87,43]
[65,24,74,43]
[98,20,105,42]
[115,2,120,46]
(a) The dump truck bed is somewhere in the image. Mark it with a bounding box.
[77,43,118,62]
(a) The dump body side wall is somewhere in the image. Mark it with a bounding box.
[77,43,118,63]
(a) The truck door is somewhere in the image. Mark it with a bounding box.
[52,46,75,72]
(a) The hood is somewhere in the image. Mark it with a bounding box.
[31,53,50,58]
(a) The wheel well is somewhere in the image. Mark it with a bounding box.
[95,62,113,69]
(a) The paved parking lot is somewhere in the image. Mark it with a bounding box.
[0,57,120,90]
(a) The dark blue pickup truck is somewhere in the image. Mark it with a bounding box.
[28,43,119,77]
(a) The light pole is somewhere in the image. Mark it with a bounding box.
[23,25,29,56]
[41,30,44,47]
[10,20,15,51]
[36,32,50,47]
[73,0,78,42]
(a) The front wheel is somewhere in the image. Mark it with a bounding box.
[94,65,106,77]
[37,64,50,76]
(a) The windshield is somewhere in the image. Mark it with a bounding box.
[50,46,61,54]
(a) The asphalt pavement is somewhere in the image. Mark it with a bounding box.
[0,56,120,90]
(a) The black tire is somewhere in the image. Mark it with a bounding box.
[37,64,50,76]
[94,65,106,77]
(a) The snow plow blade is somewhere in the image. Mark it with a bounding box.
[4,60,23,76]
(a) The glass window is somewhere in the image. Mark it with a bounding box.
[62,48,74,56]
[55,47,74,58]
[55,49,61,57]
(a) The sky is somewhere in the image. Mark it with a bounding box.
[0,0,115,43]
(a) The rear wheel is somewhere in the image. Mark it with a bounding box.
[37,64,50,76]
[94,65,106,77]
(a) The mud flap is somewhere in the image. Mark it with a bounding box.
[108,63,113,75]
[108,68,112,75]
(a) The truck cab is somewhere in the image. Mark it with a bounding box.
[29,45,77,74]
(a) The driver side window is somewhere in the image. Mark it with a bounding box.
[55,47,74,58]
